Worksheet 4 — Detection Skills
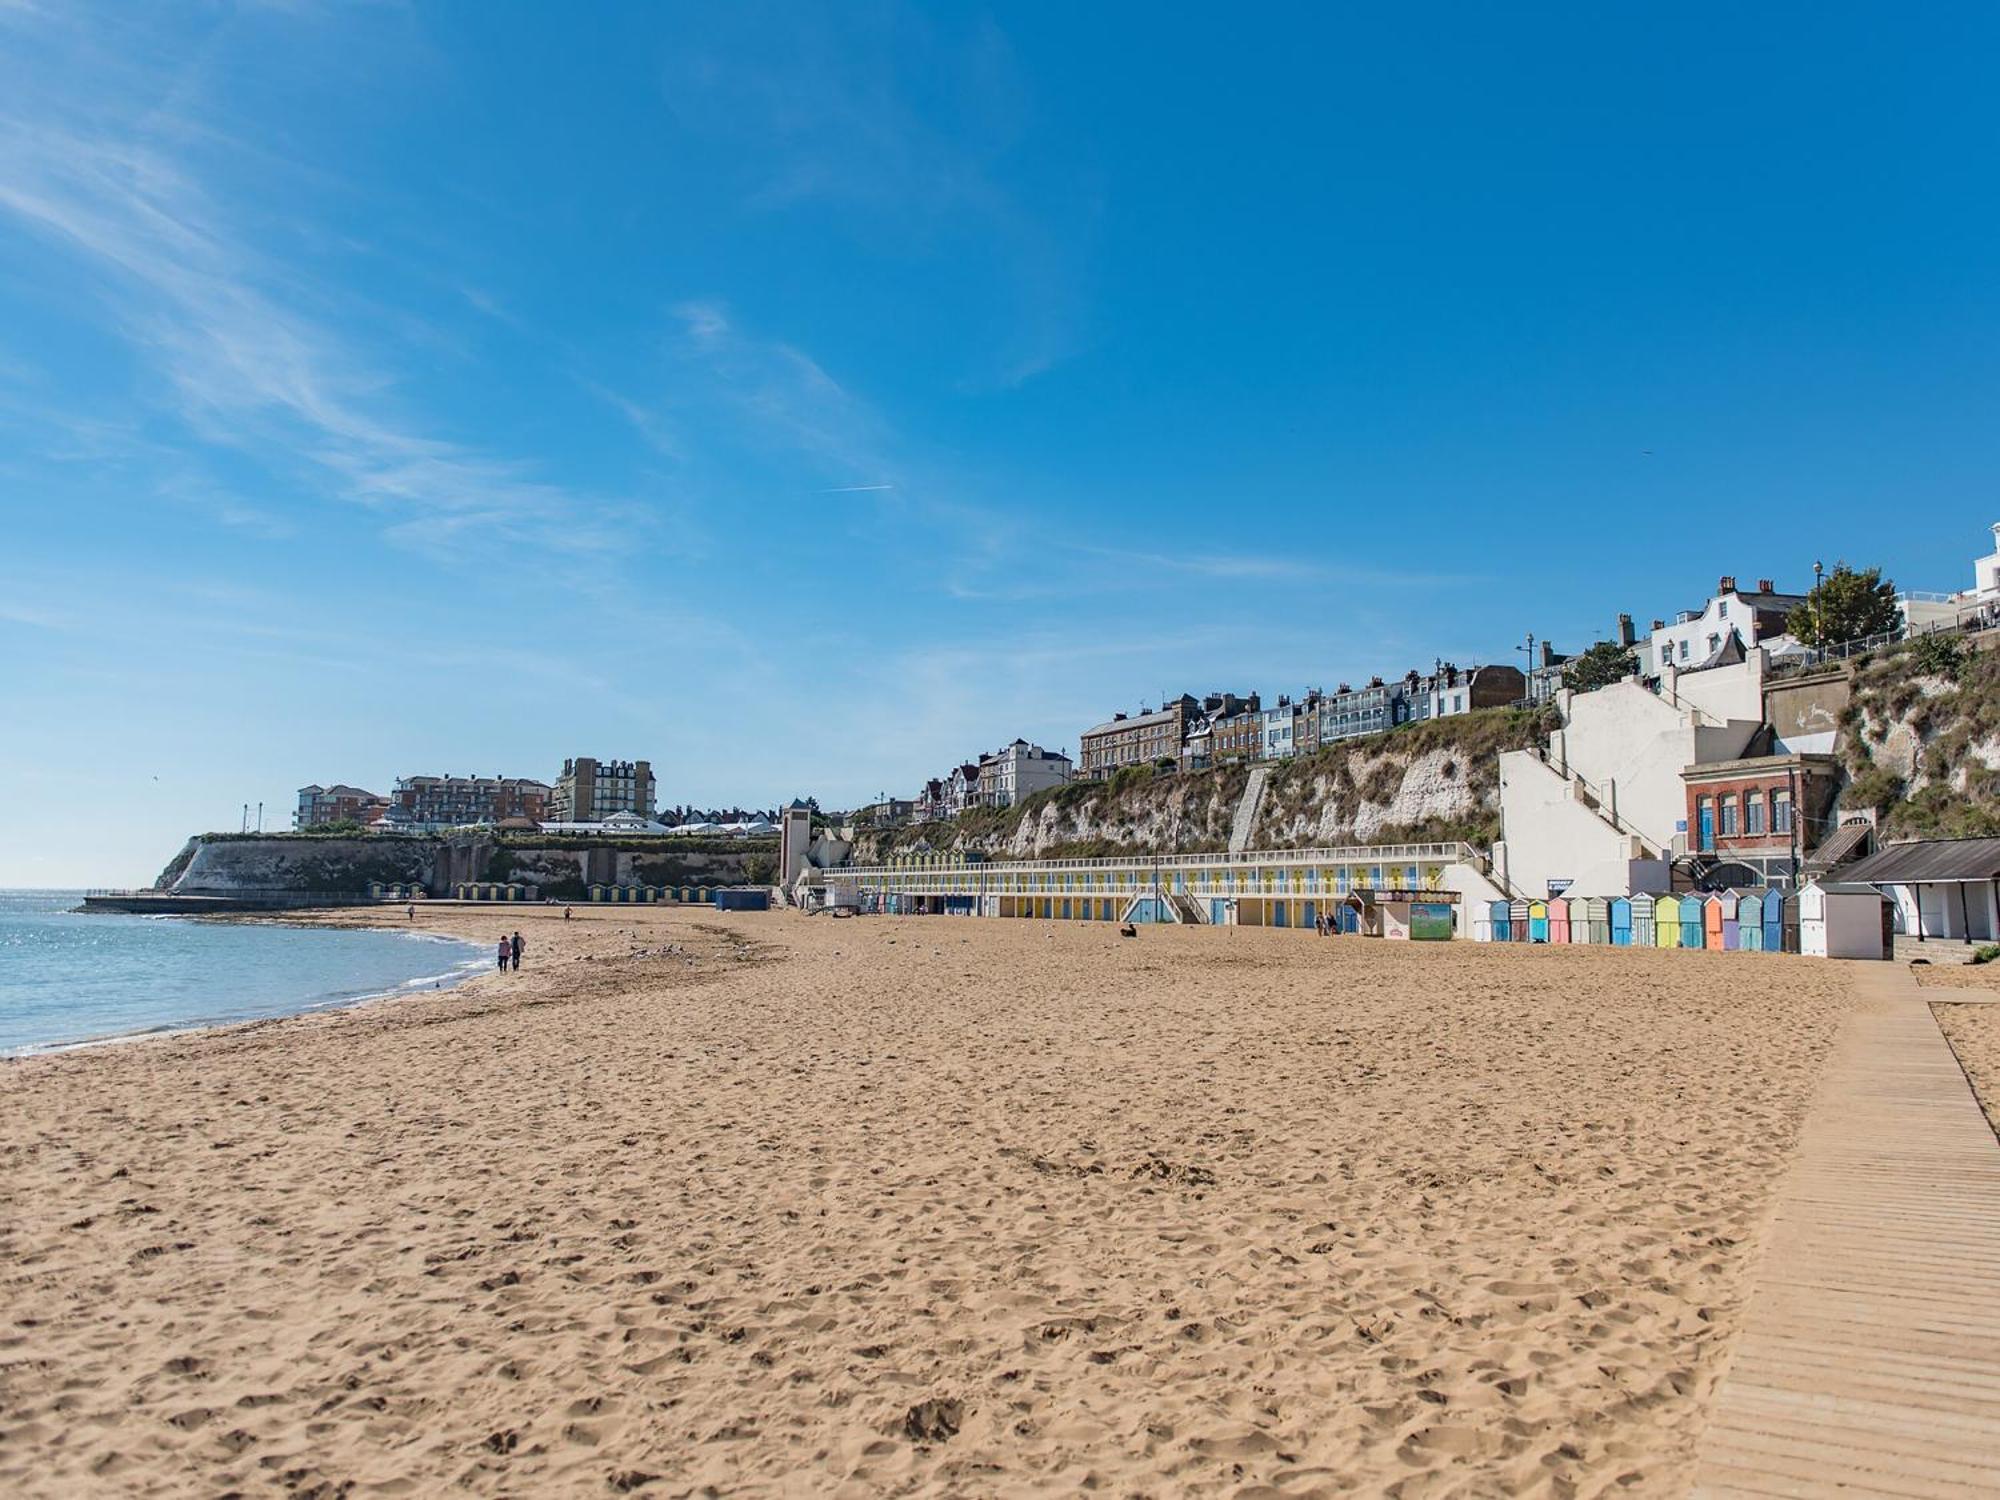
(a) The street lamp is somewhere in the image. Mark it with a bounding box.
[1515,632,1537,703]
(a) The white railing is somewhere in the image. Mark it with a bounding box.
[817,841,1481,881]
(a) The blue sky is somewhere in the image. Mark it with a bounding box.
[3,3,1998,885]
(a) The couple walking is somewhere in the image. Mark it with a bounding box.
[496,931,525,971]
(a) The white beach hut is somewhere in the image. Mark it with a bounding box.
[1798,880,1889,960]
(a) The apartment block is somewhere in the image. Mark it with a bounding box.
[294,784,387,830]
[550,757,656,822]
[385,774,551,830]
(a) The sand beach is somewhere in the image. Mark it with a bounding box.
[0,908,1855,1496]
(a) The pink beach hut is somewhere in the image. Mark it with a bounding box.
[1548,897,1570,944]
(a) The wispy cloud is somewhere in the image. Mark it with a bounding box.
[0,38,644,565]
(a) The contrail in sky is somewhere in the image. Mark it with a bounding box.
[815,484,895,493]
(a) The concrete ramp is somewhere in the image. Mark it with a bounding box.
[1229,767,1270,856]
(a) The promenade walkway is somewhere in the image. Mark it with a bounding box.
[1693,964,2000,1496]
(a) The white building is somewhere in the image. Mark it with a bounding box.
[1259,698,1298,760]
[1646,576,1807,677]
[976,740,1072,808]
[1838,836,2000,944]
[945,762,983,815]
[1494,668,1763,900]
[1798,881,1889,960]
[1974,523,2000,600]
[1898,522,2000,632]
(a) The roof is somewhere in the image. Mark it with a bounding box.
[1808,881,1886,896]
[1840,837,2000,886]
[1081,705,1183,738]
[1735,589,1809,612]
[1803,820,1874,874]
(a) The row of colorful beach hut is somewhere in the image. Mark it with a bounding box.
[1475,891,1796,952]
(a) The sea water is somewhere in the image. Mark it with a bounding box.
[0,891,488,1056]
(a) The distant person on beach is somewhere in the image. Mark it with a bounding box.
[564,906,573,921]
[496,937,510,971]
[407,904,415,921]
[510,932,524,970]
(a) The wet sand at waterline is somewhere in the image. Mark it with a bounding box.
[0,908,1853,1497]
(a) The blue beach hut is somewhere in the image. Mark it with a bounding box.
[1681,897,1704,949]
[1609,897,1633,946]
[1489,899,1512,942]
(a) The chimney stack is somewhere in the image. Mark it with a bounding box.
[1719,574,1737,593]
[1617,613,1636,647]
[1652,618,1666,632]
[1756,577,1774,593]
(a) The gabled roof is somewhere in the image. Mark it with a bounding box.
[1840,837,2000,885]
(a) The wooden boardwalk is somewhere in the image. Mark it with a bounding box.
[1693,965,2000,1497]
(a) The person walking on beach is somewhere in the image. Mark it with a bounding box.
[496,936,510,972]
[510,931,524,971]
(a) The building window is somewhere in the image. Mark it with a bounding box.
[1773,790,1793,833]
[1679,640,1691,662]
[1697,796,1715,850]
[1719,796,1738,837]
[1746,792,1766,835]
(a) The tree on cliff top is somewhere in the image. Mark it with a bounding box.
[1789,562,1900,646]
[1561,641,1638,693]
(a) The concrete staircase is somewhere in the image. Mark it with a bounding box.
[1164,892,1208,924]
[1530,748,1662,858]
[1229,767,1270,856]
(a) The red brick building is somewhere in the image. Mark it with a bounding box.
[1680,753,1839,887]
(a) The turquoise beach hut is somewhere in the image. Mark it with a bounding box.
[1681,897,1704,949]
[1739,890,1764,950]
[1528,900,1549,943]
[1609,896,1632,946]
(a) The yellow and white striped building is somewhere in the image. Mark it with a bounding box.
[803,842,1503,937]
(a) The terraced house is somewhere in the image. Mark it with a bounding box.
[1080,695,1203,779]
